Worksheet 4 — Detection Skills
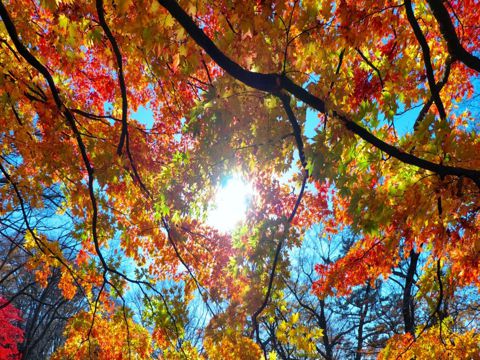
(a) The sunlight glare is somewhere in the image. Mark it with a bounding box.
[207,177,253,233]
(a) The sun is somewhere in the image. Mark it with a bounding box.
[207,176,253,233]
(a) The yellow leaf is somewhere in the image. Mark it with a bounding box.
[179,45,187,57]
[58,14,68,29]
[291,312,299,324]
[164,14,175,28]
[118,0,133,13]
[149,1,159,13]
[25,230,37,249]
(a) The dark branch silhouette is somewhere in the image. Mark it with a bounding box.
[426,0,480,73]
[404,0,446,120]
[96,0,129,156]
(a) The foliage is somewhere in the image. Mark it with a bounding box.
[51,310,152,360]
[0,0,479,358]
[0,297,24,360]
[379,319,480,360]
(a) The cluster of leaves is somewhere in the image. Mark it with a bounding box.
[0,0,479,358]
[51,310,152,360]
[0,297,23,360]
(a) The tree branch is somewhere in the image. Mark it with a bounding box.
[278,93,307,171]
[404,0,446,120]
[250,173,307,340]
[413,58,452,130]
[356,48,384,88]
[96,0,129,156]
[426,0,480,73]
[402,250,419,336]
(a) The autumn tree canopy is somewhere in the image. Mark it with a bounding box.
[0,0,479,358]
